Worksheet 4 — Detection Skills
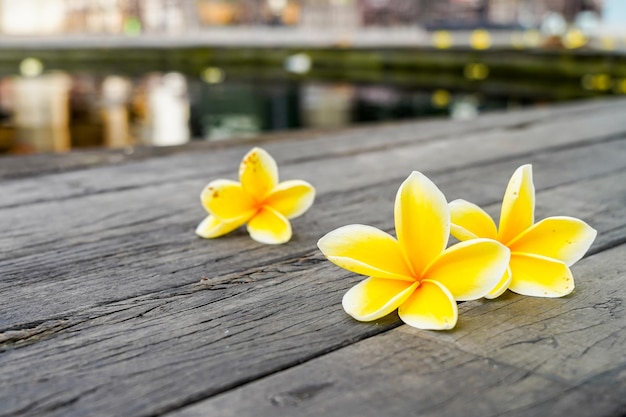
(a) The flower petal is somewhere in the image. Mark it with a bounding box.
[342,277,418,322]
[508,216,597,267]
[423,238,510,301]
[498,164,535,244]
[484,266,512,299]
[318,225,415,281]
[449,199,497,240]
[265,180,315,219]
[398,279,458,330]
[394,171,449,276]
[508,253,574,297]
[195,215,246,239]
[201,179,257,221]
[239,147,279,202]
[247,206,291,244]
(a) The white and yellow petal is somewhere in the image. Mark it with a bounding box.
[423,238,510,301]
[484,266,512,299]
[398,279,458,330]
[247,206,291,244]
[449,199,498,240]
[498,164,535,245]
[342,277,418,322]
[508,216,597,266]
[195,215,246,239]
[239,147,279,202]
[317,225,415,281]
[201,179,257,221]
[394,171,449,276]
[508,252,574,297]
[264,180,315,219]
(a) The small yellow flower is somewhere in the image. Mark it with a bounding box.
[318,171,510,330]
[449,164,597,299]
[196,147,315,244]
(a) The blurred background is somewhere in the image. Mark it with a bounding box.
[0,0,625,155]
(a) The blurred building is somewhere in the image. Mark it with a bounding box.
[0,0,199,35]
[0,0,67,35]
[0,0,612,34]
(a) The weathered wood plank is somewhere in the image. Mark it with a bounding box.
[3,101,625,269]
[167,246,626,417]
[2,99,626,417]
[1,153,625,417]
[1,135,624,329]
[1,133,625,330]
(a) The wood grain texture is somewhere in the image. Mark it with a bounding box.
[2,133,624,329]
[171,245,626,417]
[1,99,625,417]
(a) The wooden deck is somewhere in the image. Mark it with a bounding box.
[1,98,625,417]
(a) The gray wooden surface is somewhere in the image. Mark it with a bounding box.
[1,98,625,417]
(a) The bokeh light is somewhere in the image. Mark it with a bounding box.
[470,29,491,50]
[464,63,489,80]
[202,67,225,84]
[563,29,587,49]
[581,73,612,91]
[19,57,43,77]
[431,89,451,108]
[285,53,312,74]
[433,31,453,49]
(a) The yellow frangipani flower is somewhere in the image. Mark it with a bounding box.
[318,171,510,330]
[196,147,315,245]
[449,164,597,299]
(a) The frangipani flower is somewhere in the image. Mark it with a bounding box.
[449,164,597,299]
[195,147,315,244]
[318,171,510,330]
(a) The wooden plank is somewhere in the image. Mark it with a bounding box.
[2,99,625,416]
[168,245,626,417]
[1,131,625,329]
[1,97,625,209]
[1,149,625,417]
[3,100,625,259]
[1,135,624,324]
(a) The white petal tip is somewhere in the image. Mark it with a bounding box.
[402,317,458,331]
[249,232,292,245]
[195,228,213,239]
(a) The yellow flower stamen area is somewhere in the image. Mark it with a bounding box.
[423,239,510,301]
[196,147,315,244]
[319,171,510,330]
[449,164,597,299]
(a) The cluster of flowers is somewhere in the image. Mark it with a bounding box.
[196,147,596,330]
